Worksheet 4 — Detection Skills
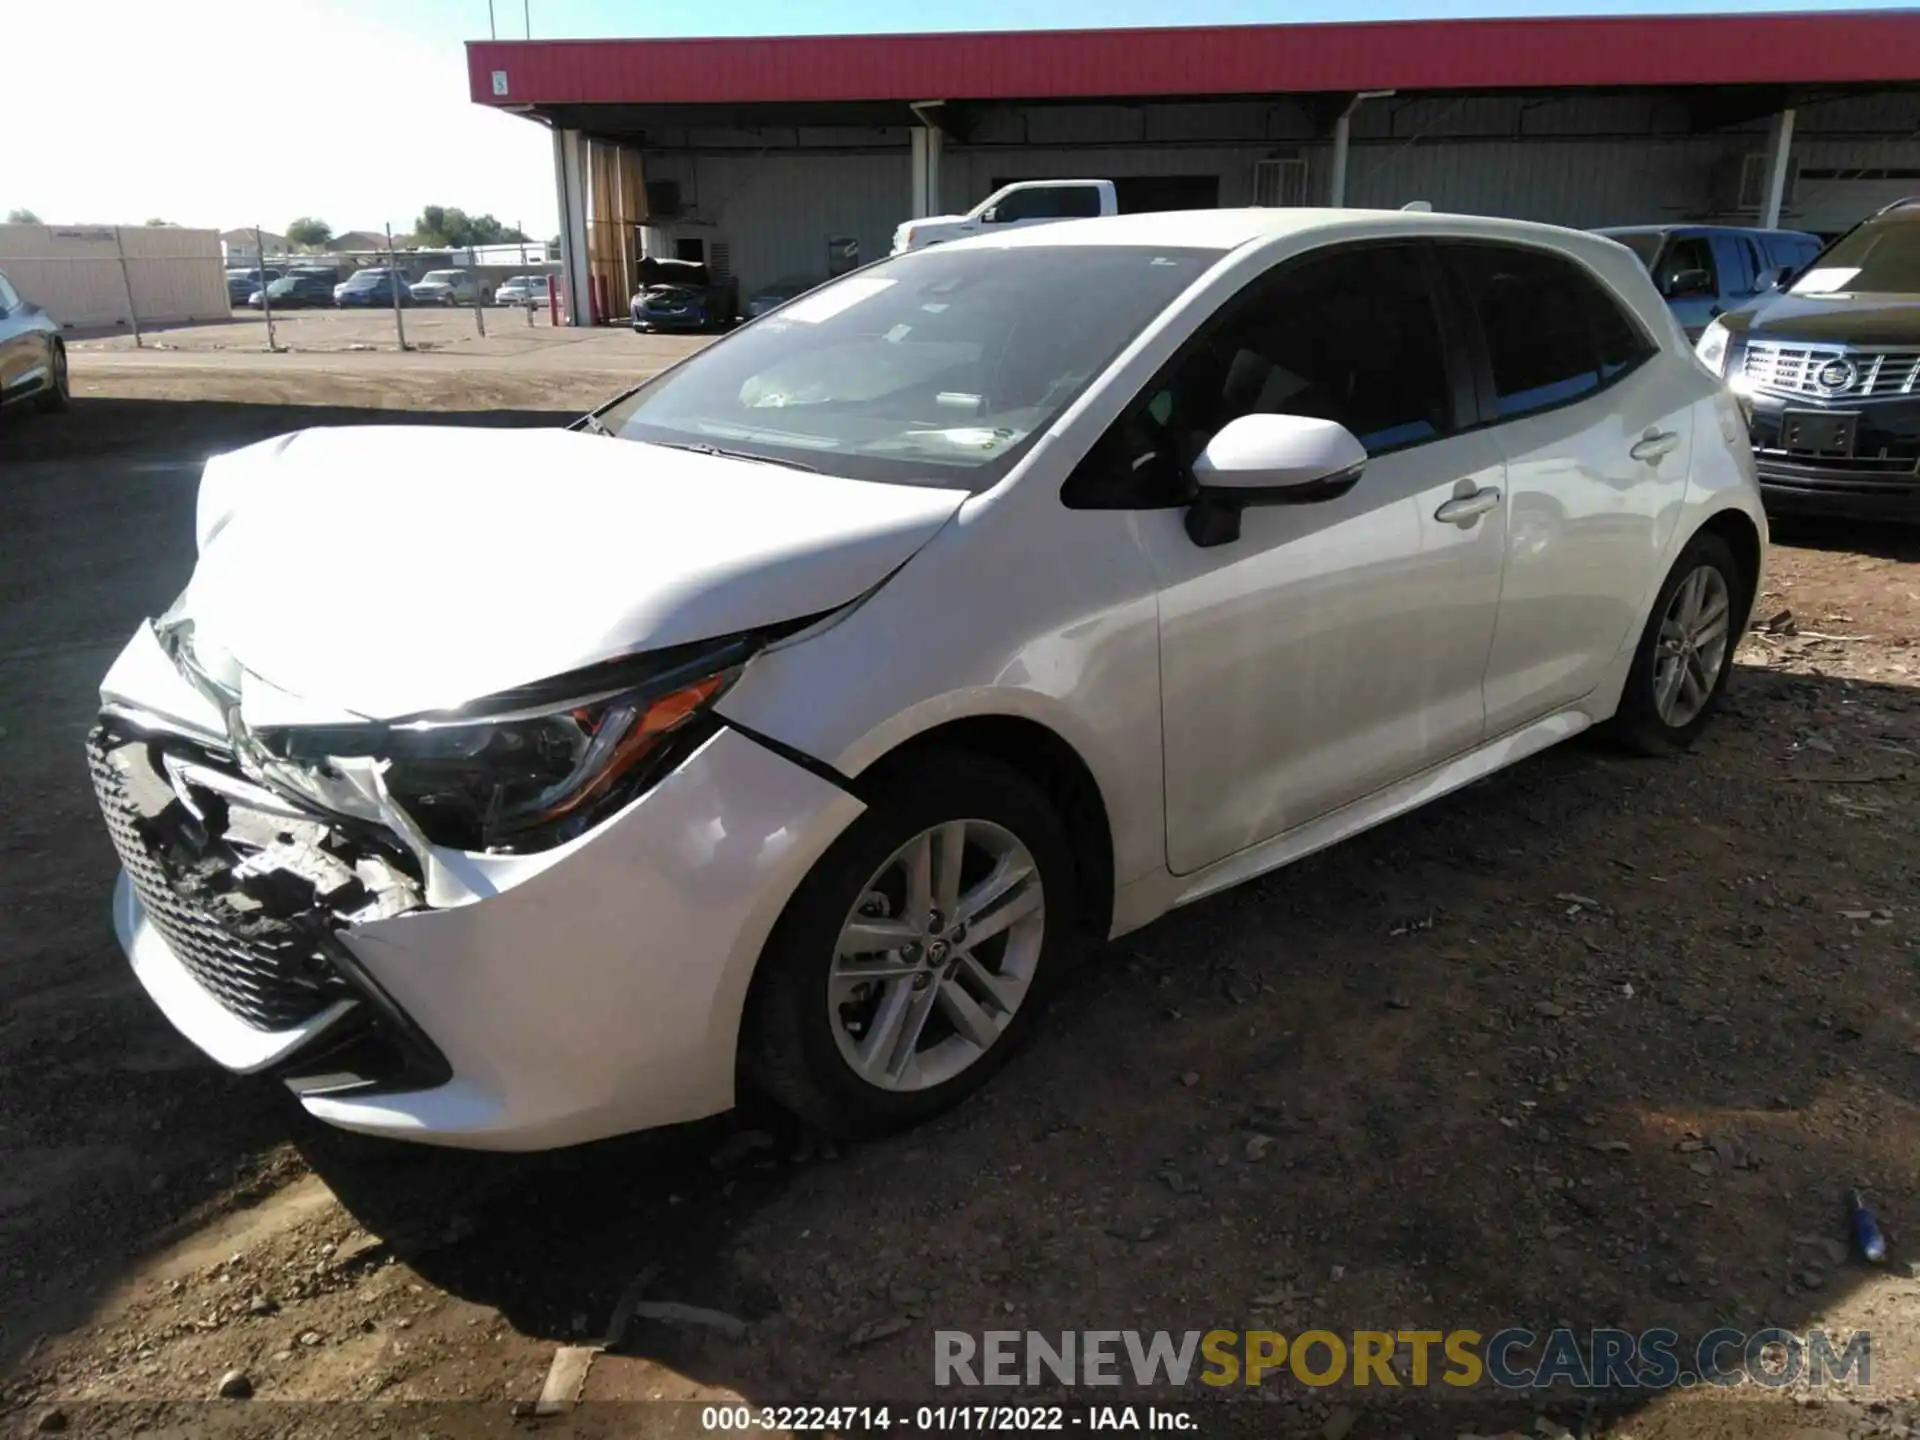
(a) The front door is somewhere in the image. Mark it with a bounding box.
[1114,243,1509,875]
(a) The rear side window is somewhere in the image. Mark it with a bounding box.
[1449,244,1655,420]
[0,273,18,310]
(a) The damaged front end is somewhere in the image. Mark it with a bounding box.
[88,717,449,1096]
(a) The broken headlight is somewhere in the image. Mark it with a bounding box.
[376,670,732,853]
[265,642,754,854]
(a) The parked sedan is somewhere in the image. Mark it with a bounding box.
[744,274,825,319]
[90,209,1762,1151]
[333,268,412,307]
[247,274,336,309]
[226,268,283,307]
[0,270,68,416]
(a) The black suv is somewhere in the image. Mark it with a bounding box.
[1702,199,1920,520]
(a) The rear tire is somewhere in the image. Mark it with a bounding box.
[744,750,1075,1138]
[1606,530,1746,755]
[34,341,68,414]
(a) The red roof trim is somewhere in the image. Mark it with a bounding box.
[468,12,1920,109]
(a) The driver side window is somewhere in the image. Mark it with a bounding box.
[1064,242,1456,509]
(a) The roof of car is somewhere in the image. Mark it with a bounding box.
[941,205,1640,261]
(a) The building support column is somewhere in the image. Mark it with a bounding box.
[1329,90,1396,208]
[909,102,945,218]
[552,126,592,326]
[1760,107,1796,230]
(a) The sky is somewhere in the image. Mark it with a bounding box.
[7,0,1912,244]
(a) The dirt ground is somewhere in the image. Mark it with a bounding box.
[2,349,1918,1440]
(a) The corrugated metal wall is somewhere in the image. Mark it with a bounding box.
[626,88,1920,301]
[0,224,228,328]
[642,152,909,294]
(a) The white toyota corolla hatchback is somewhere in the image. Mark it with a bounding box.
[91,209,1764,1150]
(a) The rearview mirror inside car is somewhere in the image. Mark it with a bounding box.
[1185,414,1367,548]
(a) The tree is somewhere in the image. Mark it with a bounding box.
[286,216,333,248]
[6,207,41,224]
[413,205,529,248]
[144,218,177,227]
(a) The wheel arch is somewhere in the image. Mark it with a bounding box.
[1694,505,1764,629]
[846,714,1117,946]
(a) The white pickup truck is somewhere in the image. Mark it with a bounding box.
[890,179,1118,255]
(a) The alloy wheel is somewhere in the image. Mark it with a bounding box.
[1653,564,1732,728]
[828,819,1045,1092]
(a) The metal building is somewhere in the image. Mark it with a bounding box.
[466,11,1920,325]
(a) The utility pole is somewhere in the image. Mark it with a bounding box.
[112,226,143,348]
[468,245,487,338]
[523,0,530,38]
[487,0,495,38]
[386,222,408,351]
[254,225,279,351]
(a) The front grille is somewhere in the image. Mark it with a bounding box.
[88,726,346,1031]
[1744,342,1920,400]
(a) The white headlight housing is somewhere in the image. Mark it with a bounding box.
[1695,318,1732,377]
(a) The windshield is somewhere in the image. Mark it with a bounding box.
[422,270,463,284]
[1792,213,1920,295]
[344,271,389,287]
[599,244,1215,488]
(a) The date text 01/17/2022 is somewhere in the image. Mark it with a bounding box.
[698,1405,1199,1431]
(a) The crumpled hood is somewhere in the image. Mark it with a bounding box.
[181,425,965,719]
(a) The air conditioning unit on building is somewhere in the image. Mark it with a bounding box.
[1716,152,1799,214]
[1254,156,1309,207]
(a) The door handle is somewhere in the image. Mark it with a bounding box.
[1433,487,1502,526]
[1631,430,1680,464]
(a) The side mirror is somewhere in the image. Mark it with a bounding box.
[1184,414,1367,548]
[1769,264,1797,290]
[1665,267,1714,299]
[980,206,1001,224]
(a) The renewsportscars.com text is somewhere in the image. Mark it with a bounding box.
[934,1328,1871,1391]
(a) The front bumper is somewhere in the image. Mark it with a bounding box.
[1748,389,1920,521]
[631,308,712,332]
[94,629,863,1150]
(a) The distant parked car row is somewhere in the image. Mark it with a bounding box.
[229,266,562,311]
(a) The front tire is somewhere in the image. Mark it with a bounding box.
[745,750,1075,1138]
[1608,530,1746,754]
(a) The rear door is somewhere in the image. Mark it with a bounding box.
[1445,242,1690,734]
